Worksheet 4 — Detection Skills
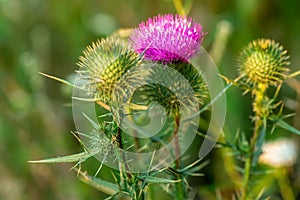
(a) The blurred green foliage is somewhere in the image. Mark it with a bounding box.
[1,0,300,199]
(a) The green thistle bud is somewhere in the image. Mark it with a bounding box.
[237,38,290,87]
[140,62,207,116]
[77,36,140,103]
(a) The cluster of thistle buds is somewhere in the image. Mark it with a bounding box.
[76,13,298,156]
[77,14,208,118]
[32,12,300,200]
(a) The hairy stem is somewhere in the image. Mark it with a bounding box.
[174,114,181,168]
[116,127,123,149]
[241,84,266,200]
[115,127,133,184]
[241,119,261,200]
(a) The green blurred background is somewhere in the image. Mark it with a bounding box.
[1,0,300,199]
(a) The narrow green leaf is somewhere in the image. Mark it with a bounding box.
[28,152,90,164]
[184,83,232,122]
[185,172,204,177]
[77,170,120,196]
[140,176,180,184]
[254,188,266,200]
[275,119,300,135]
[82,113,101,130]
[288,69,300,78]
[252,118,267,167]
[39,72,82,90]
[70,131,89,152]
[180,159,209,173]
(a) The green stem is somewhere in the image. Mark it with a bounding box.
[115,127,132,185]
[172,0,186,16]
[241,84,267,200]
[276,168,295,200]
[173,114,185,200]
[174,115,181,168]
[241,155,251,200]
[116,127,123,149]
[241,118,261,200]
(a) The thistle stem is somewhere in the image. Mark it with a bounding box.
[115,127,132,182]
[116,127,123,149]
[276,168,295,200]
[174,114,181,168]
[241,84,266,200]
[173,113,185,200]
[241,118,261,200]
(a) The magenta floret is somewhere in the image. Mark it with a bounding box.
[130,14,205,63]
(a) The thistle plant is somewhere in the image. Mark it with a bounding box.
[129,14,207,200]
[29,2,300,199]
[129,14,207,115]
[222,38,300,200]
[31,12,210,200]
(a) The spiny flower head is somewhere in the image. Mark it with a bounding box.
[77,36,141,103]
[129,14,205,63]
[237,38,290,87]
[139,63,207,116]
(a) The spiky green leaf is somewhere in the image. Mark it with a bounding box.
[139,175,180,184]
[77,170,120,196]
[275,119,300,135]
[28,152,91,164]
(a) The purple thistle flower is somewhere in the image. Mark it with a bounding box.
[129,14,205,63]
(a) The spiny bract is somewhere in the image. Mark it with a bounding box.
[140,62,207,116]
[237,38,290,87]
